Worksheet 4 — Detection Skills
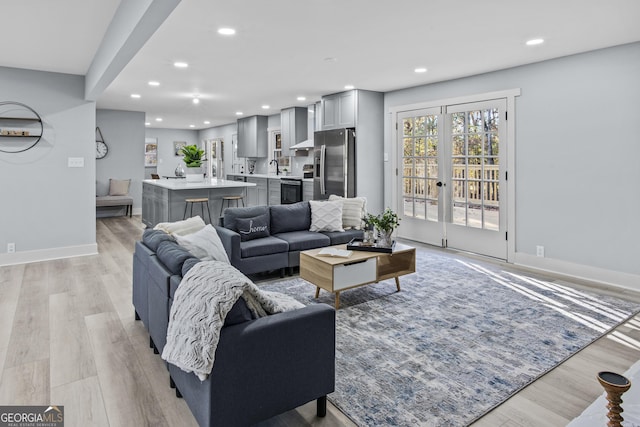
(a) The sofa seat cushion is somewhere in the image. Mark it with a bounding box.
[274,230,331,252]
[240,236,288,258]
[270,202,311,234]
[322,229,364,245]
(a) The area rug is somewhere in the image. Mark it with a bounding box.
[259,248,640,426]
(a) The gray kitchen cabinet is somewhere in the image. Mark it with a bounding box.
[280,107,307,153]
[303,180,313,201]
[319,89,385,213]
[237,115,268,158]
[321,91,355,130]
[246,176,268,206]
[268,178,281,205]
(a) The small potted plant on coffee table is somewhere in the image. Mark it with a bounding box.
[367,208,400,247]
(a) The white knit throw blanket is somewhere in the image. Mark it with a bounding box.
[161,260,304,381]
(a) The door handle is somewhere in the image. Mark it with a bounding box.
[436,181,444,187]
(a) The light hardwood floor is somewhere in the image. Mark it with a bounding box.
[0,215,638,426]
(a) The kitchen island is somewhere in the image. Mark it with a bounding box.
[142,178,256,228]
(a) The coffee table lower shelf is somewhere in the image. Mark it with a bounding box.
[299,243,416,309]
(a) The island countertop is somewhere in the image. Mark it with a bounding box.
[143,178,256,190]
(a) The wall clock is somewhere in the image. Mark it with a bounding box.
[96,126,108,159]
[96,140,108,159]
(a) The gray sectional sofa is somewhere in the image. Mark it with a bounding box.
[216,201,364,276]
[132,229,336,427]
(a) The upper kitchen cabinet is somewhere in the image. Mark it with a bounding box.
[321,91,355,129]
[320,89,385,213]
[237,115,268,158]
[280,107,307,152]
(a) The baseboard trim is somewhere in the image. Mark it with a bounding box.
[514,252,640,293]
[0,243,98,267]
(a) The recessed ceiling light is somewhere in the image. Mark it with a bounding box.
[526,38,544,46]
[174,61,189,68]
[130,93,141,98]
[189,124,195,128]
[218,28,236,36]
[148,81,160,86]
[297,96,306,101]
[236,111,243,116]
[145,122,151,126]
[261,105,270,109]
[155,117,163,122]
[344,85,354,90]
[192,98,200,105]
[204,120,210,125]
[414,67,427,73]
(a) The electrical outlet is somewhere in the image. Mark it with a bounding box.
[68,157,85,168]
[7,243,15,253]
[536,245,544,257]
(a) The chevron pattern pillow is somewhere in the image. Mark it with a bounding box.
[309,200,344,232]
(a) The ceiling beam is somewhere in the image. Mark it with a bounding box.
[84,0,182,101]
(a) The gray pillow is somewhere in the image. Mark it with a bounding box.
[236,213,270,241]
[270,201,311,234]
[223,206,269,232]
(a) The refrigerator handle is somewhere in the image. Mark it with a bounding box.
[320,144,326,195]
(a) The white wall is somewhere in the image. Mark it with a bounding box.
[0,66,96,265]
[96,109,145,216]
[145,128,199,177]
[384,42,640,287]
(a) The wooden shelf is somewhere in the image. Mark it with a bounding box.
[0,101,44,153]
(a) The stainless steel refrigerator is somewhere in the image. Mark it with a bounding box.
[313,128,356,200]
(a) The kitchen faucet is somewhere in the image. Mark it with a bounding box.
[269,159,280,175]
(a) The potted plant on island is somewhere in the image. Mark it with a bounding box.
[181,144,205,182]
[364,208,400,247]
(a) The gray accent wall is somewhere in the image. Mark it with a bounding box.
[384,42,640,280]
[145,128,199,177]
[0,66,96,263]
[96,109,146,217]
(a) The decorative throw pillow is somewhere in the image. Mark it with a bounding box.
[309,199,344,232]
[174,224,230,263]
[154,216,206,236]
[236,213,270,241]
[108,179,131,196]
[329,195,367,229]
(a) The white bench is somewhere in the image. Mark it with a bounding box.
[96,195,133,217]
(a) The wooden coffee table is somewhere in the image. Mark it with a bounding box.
[299,243,416,309]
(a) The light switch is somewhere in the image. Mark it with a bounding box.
[383,152,389,162]
[68,157,85,168]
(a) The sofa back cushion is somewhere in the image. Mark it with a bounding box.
[142,229,175,252]
[270,201,311,234]
[156,241,198,275]
[223,206,270,232]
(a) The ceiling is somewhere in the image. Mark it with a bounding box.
[3,1,640,130]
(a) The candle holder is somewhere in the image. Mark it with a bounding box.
[597,371,631,427]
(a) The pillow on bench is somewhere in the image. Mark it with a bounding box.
[109,179,131,196]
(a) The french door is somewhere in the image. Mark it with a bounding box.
[396,99,507,259]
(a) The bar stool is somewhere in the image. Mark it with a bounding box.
[183,198,212,224]
[219,195,245,216]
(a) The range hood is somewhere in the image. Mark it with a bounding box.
[289,139,314,150]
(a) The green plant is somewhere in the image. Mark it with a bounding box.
[364,208,400,232]
[181,144,205,167]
